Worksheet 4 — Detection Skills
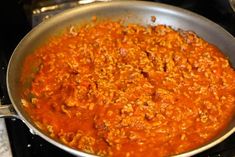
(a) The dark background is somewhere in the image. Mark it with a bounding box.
[0,0,235,157]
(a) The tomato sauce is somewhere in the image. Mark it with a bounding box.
[21,21,235,157]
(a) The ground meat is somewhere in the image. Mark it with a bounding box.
[21,20,235,157]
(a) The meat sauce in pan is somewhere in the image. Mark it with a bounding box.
[21,20,235,157]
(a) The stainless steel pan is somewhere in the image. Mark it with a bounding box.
[0,1,235,156]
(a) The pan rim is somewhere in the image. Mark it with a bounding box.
[6,1,235,157]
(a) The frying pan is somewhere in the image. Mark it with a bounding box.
[0,1,235,156]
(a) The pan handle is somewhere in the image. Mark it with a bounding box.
[0,104,19,118]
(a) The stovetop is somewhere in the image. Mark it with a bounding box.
[0,0,235,157]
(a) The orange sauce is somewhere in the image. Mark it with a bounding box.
[21,21,235,157]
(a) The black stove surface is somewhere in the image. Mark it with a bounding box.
[0,0,235,157]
